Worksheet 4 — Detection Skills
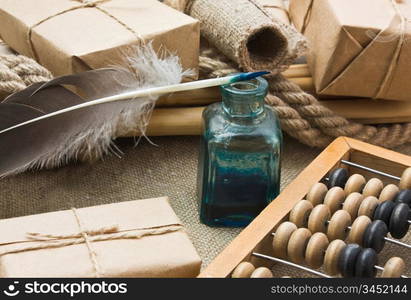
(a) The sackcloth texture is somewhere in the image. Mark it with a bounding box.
[1,135,411,277]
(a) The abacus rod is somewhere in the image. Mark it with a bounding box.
[252,252,332,278]
[374,265,384,272]
[340,160,400,181]
[384,237,411,249]
[341,226,411,250]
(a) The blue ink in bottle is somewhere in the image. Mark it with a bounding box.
[197,76,282,227]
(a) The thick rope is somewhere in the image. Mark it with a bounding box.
[199,46,411,149]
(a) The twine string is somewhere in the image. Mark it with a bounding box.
[262,5,291,20]
[248,0,291,22]
[300,0,314,34]
[71,207,102,277]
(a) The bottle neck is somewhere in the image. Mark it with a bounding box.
[220,77,268,121]
[222,95,265,118]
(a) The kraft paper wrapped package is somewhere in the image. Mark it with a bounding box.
[0,197,202,277]
[290,0,411,101]
[0,0,200,77]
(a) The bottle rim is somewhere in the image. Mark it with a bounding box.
[220,75,268,98]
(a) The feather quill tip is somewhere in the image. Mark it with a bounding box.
[231,71,270,83]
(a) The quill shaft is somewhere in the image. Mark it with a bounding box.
[0,72,267,134]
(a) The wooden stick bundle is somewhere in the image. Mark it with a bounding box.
[126,98,411,137]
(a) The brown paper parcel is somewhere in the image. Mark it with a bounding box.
[290,0,411,101]
[0,0,200,77]
[0,197,202,277]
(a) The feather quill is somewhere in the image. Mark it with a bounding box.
[0,44,189,177]
[0,43,268,177]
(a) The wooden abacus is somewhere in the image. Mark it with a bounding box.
[199,137,411,278]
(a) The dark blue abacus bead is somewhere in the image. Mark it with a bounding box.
[394,189,411,219]
[355,248,378,278]
[328,168,349,189]
[338,244,362,278]
[373,201,395,225]
[363,220,388,253]
[394,189,411,207]
[389,203,410,239]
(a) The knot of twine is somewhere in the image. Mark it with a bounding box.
[79,0,110,7]
[0,208,182,277]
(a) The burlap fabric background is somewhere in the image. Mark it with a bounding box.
[0,0,410,277]
[1,135,411,277]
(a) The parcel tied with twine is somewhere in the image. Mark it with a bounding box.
[0,197,202,277]
[0,0,199,77]
[290,0,411,101]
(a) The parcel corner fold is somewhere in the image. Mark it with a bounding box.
[0,0,200,77]
[290,0,411,101]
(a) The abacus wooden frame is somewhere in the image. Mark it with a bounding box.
[198,137,411,278]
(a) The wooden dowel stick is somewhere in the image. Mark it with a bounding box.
[288,77,314,91]
[122,98,411,137]
[157,87,221,107]
[282,64,311,78]
[144,107,204,136]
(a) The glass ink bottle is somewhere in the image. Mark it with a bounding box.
[197,76,282,227]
